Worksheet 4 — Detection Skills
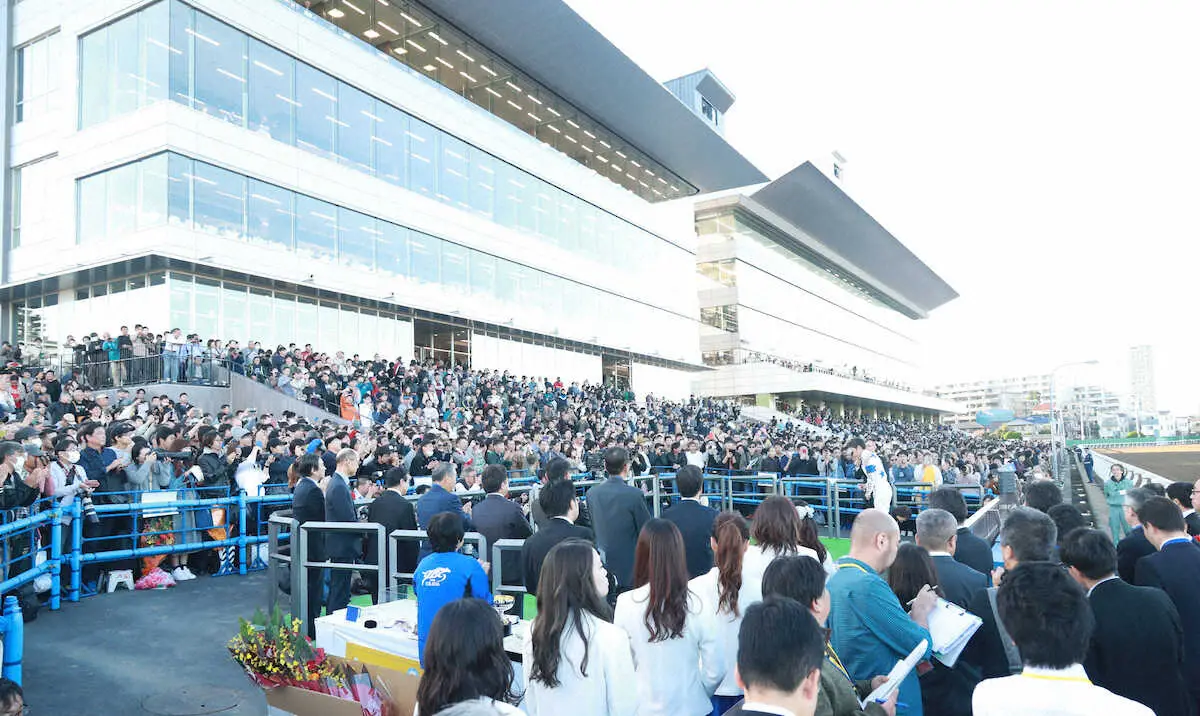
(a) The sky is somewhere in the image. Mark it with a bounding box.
[566,0,1200,413]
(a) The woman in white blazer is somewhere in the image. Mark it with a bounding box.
[743,497,835,581]
[689,511,753,715]
[614,519,725,716]
[524,539,637,716]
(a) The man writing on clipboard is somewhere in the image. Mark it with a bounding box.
[828,510,937,716]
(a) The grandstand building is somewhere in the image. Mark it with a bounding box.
[0,0,767,399]
[690,161,961,420]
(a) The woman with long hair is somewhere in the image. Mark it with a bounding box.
[614,519,724,716]
[689,511,752,715]
[416,598,522,715]
[746,496,834,578]
[523,540,635,716]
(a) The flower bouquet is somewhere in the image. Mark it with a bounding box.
[228,607,339,691]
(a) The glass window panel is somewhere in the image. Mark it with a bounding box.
[192,12,246,126]
[295,195,337,262]
[79,25,110,127]
[169,0,194,108]
[138,154,169,230]
[439,135,469,209]
[295,64,336,160]
[406,117,437,198]
[339,309,358,351]
[274,296,296,340]
[192,161,246,239]
[247,179,294,249]
[317,303,338,348]
[193,278,219,337]
[11,168,21,248]
[441,242,469,292]
[167,153,193,229]
[577,204,597,258]
[495,259,518,305]
[140,1,170,106]
[540,274,563,330]
[77,174,106,243]
[557,196,578,251]
[109,14,140,118]
[533,181,556,241]
[514,169,535,234]
[518,266,541,308]
[106,163,138,239]
[247,39,294,144]
[468,148,495,219]
[17,32,60,125]
[169,277,192,330]
[372,101,407,186]
[469,251,495,297]
[376,222,408,277]
[249,290,273,346]
[295,298,318,348]
[336,85,374,174]
[337,207,376,271]
[222,285,248,341]
[594,212,615,260]
[408,232,440,286]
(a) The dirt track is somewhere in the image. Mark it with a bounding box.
[1098,449,1200,482]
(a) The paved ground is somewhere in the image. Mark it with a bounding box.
[22,573,270,715]
[1099,449,1200,482]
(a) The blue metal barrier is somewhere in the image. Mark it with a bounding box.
[0,596,21,685]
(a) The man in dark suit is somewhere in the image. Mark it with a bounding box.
[471,464,533,586]
[916,508,988,609]
[929,487,993,581]
[585,447,651,590]
[724,598,824,716]
[962,507,1057,679]
[1135,496,1200,710]
[522,475,593,596]
[1166,481,1200,537]
[324,448,361,615]
[364,466,418,603]
[661,465,718,579]
[290,453,327,637]
[415,463,472,559]
[1061,527,1191,716]
[1116,487,1156,583]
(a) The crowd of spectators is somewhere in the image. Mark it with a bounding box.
[7,327,1200,715]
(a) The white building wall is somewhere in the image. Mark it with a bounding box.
[471,333,601,384]
[631,362,694,401]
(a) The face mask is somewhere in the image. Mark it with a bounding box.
[66,451,80,464]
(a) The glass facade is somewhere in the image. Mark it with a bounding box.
[76,0,691,294]
[75,152,697,362]
[11,156,58,249]
[699,304,738,333]
[15,32,60,124]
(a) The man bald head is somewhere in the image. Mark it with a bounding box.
[848,508,901,573]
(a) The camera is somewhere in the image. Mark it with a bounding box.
[79,492,100,525]
[153,447,197,462]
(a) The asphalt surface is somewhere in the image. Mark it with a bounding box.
[1100,450,1200,482]
[22,572,270,715]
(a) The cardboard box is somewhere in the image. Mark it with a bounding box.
[260,655,420,716]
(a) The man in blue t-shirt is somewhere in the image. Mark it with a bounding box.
[413,511,491,665]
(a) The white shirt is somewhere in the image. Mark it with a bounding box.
[614,584,725,716]
[685,451,707,468]
[972,665,1154,716]
[412,697,523,716]
[740,704,797,716]
[522,610,637,716]
[1086,575,1120,597]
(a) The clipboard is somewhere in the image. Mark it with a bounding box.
[861,638,927,707]
[927,598,983,667]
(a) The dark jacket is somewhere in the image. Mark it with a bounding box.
[952,526,994,580]
[471,493,533,585]
[1085,577,1192,716]
[962,584,1016,680]
[1116,525,1155,583]
[785,455,818,476]
[661,499,718,579]
[521,517,593,596]
[585,475,652,588]
[196,451,230,488]
[365,489,419,576]
[931,553,988,609]
[1135,538,1200,703]
[324,473,359,561]
[415,483,472,559]
[1186,512,1200,537]
[292,477,326,563]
